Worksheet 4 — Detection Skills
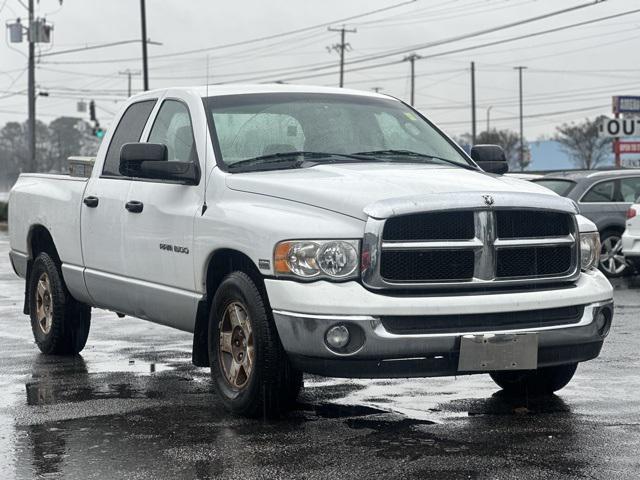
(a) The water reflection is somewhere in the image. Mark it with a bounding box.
[12,354,608,479]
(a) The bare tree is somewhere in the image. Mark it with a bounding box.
[0,117,99,185]
[555,116,612,169]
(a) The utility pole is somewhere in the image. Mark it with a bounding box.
[119,70,141,97]
[28,0,35,172]
[486,106,493,132]
[140,0,149,90]
[328,26,356,88]
[514,66,527,171]
[17,0,54,171]
[403,53,421,106]
[471,61,476,144]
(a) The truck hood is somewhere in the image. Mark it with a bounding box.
[225,163,563,220]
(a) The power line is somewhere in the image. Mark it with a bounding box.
[39,1,417,66]
[39,39,160,58]
[222,3,630,84]
[324,1,608,72]
[435,104,610,127]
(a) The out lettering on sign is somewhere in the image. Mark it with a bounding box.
[600,118,640,138]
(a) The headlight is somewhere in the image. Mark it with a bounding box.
[274,240,359,280]
[580,232,600,271]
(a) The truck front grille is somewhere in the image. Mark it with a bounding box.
[380,250,475,282]
[364,208,579,289]
[496,210,572,238]
[383,211,475,241]
[496,246,573,278]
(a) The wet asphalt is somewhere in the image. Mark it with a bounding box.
[0,233,639,480]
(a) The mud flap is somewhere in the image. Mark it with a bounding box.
[191,299,210,367]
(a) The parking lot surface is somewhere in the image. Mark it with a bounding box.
[1,233,639,479]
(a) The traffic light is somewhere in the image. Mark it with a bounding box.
[88,99,104,137]
[89,100,96,122]
[91,125,104,138]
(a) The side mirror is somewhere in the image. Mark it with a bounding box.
[119,143,199,185]
[470,144,509,175]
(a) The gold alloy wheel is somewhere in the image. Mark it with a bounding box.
[35,272,53,335]
[218,301,255,390]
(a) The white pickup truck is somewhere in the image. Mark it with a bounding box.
[9,85,613,417]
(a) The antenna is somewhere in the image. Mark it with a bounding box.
[201,55,209,215]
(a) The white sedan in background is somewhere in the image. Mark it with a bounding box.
[622,204,640,271]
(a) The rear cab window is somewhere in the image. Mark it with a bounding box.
[147,99,198,164]
[102,100,157,176]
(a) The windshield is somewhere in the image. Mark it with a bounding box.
[204,93,472,172]
[532,179,576,197]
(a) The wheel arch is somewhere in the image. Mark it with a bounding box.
[599,225,625,237]
[192,248,267,367]
[23,224,60,315]
[28,224,61,262]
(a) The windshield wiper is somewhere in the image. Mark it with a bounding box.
[228,151,373,172]
[352,149,477,170]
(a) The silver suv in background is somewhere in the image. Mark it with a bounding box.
[533,169,640,277]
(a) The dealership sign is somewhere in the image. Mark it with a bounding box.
[616,142,640,155]
[613,96,640,114]
[600,118,640,138]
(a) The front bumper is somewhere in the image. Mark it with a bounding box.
[266,271,613,378]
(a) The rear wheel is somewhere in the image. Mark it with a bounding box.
[490,363,578,395]
[28,252,91,355]
[208,271,302,417]
[599,231,627,277]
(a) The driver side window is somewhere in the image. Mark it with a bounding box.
[148,100,198,163]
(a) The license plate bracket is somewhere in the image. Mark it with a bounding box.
[458,333,538,372]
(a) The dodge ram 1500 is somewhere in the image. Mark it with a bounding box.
[9,85,613,417]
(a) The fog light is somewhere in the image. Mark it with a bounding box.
[326,325,350,349]
[595,308,611,337]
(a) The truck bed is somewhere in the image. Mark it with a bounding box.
[9,173,88,269]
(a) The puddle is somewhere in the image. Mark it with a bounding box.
[297,402,388,419]
[439,391,571,416]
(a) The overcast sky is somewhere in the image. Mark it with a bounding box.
[1,0,639,139]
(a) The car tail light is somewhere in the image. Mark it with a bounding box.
[627,208,636,219]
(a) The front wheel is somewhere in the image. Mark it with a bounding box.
[208,271,302,417]
[490,363,578,395]
[28,252,91,355]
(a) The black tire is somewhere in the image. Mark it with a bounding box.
[28,252,91,355]
[599,230,627,278]
[490,363,578,395]
[208,271,302,417]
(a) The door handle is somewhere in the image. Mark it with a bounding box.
[125,200,144,213]
[83,196,99,208]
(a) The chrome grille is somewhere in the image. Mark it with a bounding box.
[363,207,579,290]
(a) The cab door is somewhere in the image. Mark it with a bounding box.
[81,99,157,314]
[123,97,203,331]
